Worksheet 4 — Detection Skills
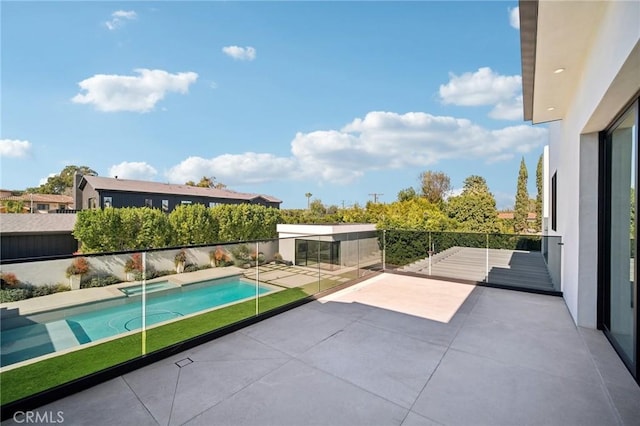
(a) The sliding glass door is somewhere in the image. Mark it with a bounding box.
[604,99,639,375]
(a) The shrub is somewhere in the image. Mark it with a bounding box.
[32,284,71,297]
[0,288,32,302]
[183,264,199,273]
[66,257,90,277]
[230,244,251,267]
[124,253,143,273]
[81,275,121,289]
[0,272,20,289]
[211,246,234,267]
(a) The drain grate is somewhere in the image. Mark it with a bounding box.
[175,357,193,368]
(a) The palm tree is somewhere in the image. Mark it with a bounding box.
[305,192,312,210]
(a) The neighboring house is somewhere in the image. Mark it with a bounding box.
[496,211,537,221]
[0,213,78,260]
[74,174,282,212]
[0,193,74,213]
[520,1,639,382]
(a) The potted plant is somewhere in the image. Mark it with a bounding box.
[124,253,143,281]
[66,257,90,290]
[174,249,187,273]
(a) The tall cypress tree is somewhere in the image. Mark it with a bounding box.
[535,154,543,232]
[514,157,529,233]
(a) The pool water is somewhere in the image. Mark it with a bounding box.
[0,279,272,367]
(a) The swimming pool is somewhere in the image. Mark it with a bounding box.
[0,278,273,367]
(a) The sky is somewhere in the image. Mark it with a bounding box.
[0,1,547,209]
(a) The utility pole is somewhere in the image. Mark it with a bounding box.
[368,193,383,203]
[341,200,346,209]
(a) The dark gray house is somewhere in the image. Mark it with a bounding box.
[0,214,78,260]
[74,174,282,212]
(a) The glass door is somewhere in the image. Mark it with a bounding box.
[605,100,638,374]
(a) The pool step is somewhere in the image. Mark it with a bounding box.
[0,320,80,366]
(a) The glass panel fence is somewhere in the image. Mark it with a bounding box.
[543,236,563,292]
[0,228,561,406]
[381,230,561,292]
[487,234,546,291]
[0,251,144,405]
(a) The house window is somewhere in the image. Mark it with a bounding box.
[59,204,67,210]
[145,199,153,208]
[103,196,112,208]
[209,202,219,208]
[36,204,49,211]
[551,172,557,231]
[162,200,169,212]
[89,198,97,209]
[181,200,192,205]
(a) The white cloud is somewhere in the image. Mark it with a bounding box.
[108,161,158,180]
[106,10,137,30]
[509,7,520,30]
[71,69,198,112]
[489,94,524,121]
[165,153,296,186]
[165,111,548,187]
[439,67,521,107]
[222,46,257,61]
[39,173,57,185]
[0,139,32,158]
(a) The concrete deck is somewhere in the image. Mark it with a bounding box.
[2,273,639,426]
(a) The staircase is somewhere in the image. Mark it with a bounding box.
[399,246,555,292]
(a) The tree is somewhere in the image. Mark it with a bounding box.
[420,171,452,204]
[514,157,529,233]
[535,153,543,232]
[309,199,326,216]
[4,200,25,213]
[28,165,97,195]
[186,176,227,189]
[445,175,499,233]
[305,193,312,209]
[397,187,418,202]
[462,175,490,194]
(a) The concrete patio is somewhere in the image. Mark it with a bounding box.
[2,273,639,426]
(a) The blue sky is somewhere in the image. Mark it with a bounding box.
[1,1,546,209]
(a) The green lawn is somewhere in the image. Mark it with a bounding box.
[0,287,307,406]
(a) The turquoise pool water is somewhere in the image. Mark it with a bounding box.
[0,279,272,367]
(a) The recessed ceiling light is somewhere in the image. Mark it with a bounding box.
[553,68,565,74]
[547,107,555,111]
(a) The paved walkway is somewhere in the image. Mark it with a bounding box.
[3,274,639,426]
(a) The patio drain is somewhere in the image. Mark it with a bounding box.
[175,357,193,368]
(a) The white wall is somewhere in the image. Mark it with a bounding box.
[547,1,639,326]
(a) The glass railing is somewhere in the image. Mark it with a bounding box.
[0,231,382,407]
[383,230,562,292]
[0,228,562,408]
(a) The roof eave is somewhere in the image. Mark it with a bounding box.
[519,0,538,122]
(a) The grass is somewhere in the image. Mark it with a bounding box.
[0,287,307,406]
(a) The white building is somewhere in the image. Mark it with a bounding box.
[276,224,378,270]
[520,0,639,382]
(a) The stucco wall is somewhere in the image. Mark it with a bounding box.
[547,1,639,326]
